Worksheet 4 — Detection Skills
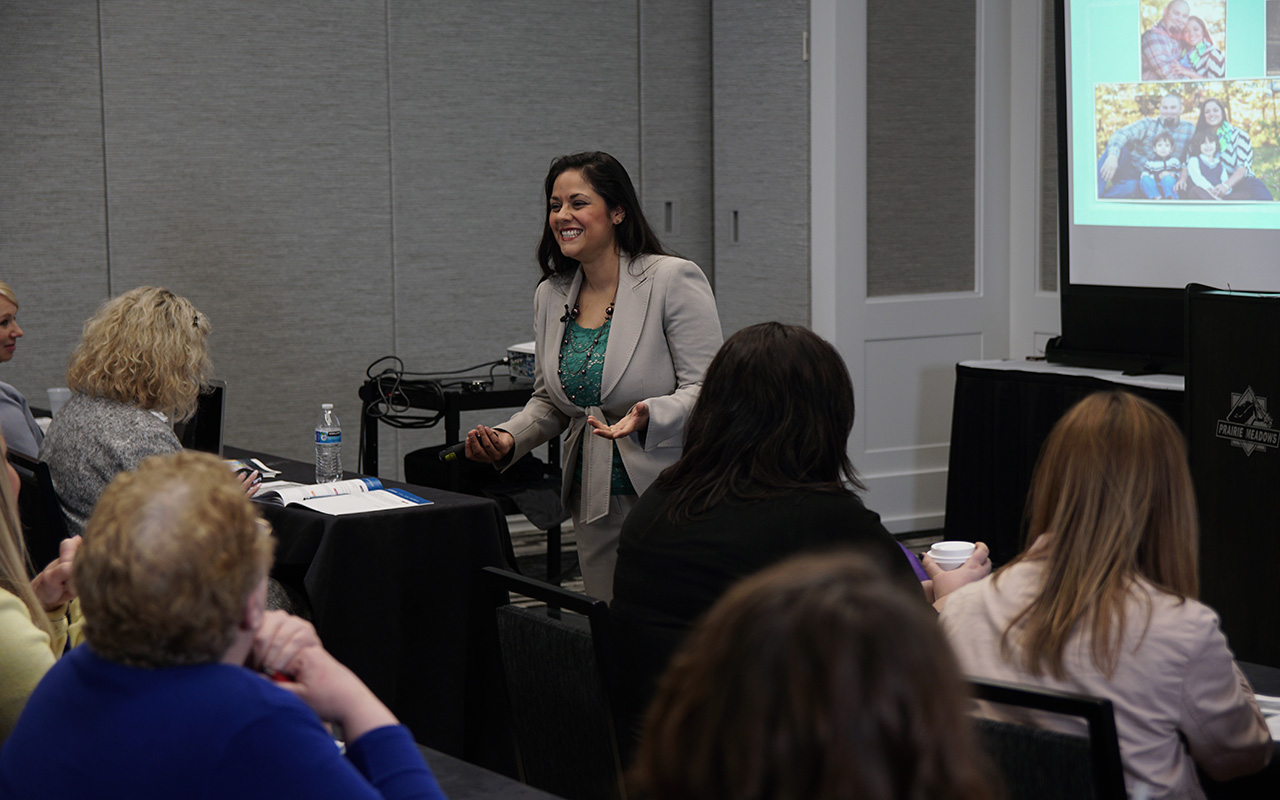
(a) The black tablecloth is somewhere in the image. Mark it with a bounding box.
[420,745,560,800]
[1201,662,1280,798]
[944,363,1184,566]
[226,447,512,767]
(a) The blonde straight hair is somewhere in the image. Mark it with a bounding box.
[0,432,55,643]
[1000,391,1199,679]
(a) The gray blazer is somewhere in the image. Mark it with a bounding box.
[498,253,722,523]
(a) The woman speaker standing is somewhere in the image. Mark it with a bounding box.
[465,152,722,602]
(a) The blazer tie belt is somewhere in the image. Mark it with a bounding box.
[564,404,614,525]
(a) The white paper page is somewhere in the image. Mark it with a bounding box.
[296,488,430,516]
[256,478,381,506]
[1255,694,1280,741]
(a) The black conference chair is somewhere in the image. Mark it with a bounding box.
[969,678,1127,800]
[481,566,626,800]
[7,450,70,573]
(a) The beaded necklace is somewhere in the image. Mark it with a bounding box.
[558,293,616,389]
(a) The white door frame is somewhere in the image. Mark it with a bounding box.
[811,0,1016,532]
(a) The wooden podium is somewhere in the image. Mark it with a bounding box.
[1186,286,1280,667]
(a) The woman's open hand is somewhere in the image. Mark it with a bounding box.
[588,401,649,440]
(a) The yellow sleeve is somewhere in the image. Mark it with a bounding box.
[0,589,58,744]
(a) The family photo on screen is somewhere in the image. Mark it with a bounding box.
[1096,0,1278,202]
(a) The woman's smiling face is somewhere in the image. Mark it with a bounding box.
[1183,19,1205,46]
[1202,101,1225,128]
[547,169,621,269]
[0,298,22,364]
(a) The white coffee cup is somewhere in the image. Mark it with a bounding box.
[46,387,71,417]
[927,540,976,571]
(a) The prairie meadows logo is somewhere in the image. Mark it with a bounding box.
[1215,387,1278,456]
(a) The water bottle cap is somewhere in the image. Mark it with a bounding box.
[321,403,333,409]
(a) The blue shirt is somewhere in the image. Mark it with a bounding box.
[0,645,445,800]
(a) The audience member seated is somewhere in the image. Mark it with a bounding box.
[39,286,255,538]
[610,322,990,747]
[0,429,80,745]
[0,281,45,457]
[938,391,1272,800]
[631,552,996,800]
[0,451,446,800]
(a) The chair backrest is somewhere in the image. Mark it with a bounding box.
[969,679,1127,800]
[7,450,69,573]
[481,566,626,800]
[175,378,226,456]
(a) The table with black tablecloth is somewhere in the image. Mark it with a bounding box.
[225,446,513,767]
[1201,662,1280,798]
[944,360,1184,566]
[421,745,559,799]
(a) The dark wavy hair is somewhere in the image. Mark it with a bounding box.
[536,151,667,280]
[653,322,861,523]
[1185,97,1228,162]
[1189,128,1218,158]
[632,552,997,800]
[1184,15,1212,47]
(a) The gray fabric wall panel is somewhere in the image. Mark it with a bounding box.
[98,2,393,463]
[1041,0,1059,292]
[0,0,734,479]
[0,3,109,406]
[866,0,976,297]
[640,0,714,278]
[385,0,639,474]
[712,0,810,335]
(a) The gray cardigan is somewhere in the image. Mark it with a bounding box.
[38,393,181,537]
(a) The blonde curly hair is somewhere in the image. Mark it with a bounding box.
[66,287,212,422]
[75,451,274,668]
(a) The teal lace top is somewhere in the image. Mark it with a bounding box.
[560,318,636,496]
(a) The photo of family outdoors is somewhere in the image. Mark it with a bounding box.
[1095,1,1279,202]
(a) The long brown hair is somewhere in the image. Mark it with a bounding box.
[652,322,862,523]
[633,552,996,800]
[1001,391,1199,679]
[1186,97,1228,163]
[0,432,55,642]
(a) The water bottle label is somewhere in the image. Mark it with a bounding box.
[316,430,341,445]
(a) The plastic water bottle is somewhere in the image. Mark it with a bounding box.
[314,403,342,483]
